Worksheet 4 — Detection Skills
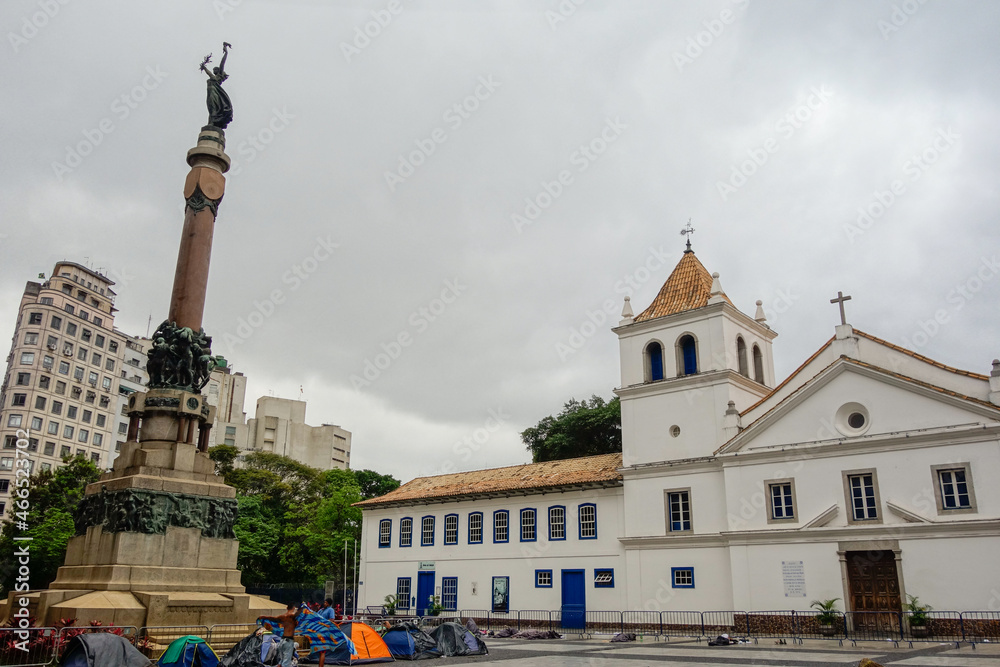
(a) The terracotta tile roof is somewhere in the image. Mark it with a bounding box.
[634,251,731,322]
[354,453,623,508]
[854,329,989,380]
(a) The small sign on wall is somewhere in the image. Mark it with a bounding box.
[782,560,806,597]
[418,561,435,570]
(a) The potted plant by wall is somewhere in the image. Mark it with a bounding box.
[905,595,932,638]
[384,594,397,616]
[427,594,444,617]
[810,598,842,637]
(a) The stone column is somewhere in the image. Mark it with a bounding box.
[168,126,231,331]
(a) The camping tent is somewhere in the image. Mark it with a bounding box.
[59,633,153,667]
[429,623,487,657]
[335,621,394,664]
[259,608,355,665]
[381,623,440,660]
[157,636,220,667]
[218,631,265,667]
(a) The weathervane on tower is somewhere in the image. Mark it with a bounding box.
[680,219,695,253]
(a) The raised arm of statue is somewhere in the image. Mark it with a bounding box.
[219,42,231,74]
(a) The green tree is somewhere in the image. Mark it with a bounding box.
[0,456,101,593]
[353,469,401,500]
[278,468,363,586]
[208,444,240,476]
[521,395,622,462]
[232,495,282,585]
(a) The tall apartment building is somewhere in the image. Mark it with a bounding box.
[0,262,147,515]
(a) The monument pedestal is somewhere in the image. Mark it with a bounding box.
[8,388,283,626]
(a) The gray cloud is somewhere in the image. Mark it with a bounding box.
[2,0,998,478]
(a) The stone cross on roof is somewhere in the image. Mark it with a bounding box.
[830,291,852,325]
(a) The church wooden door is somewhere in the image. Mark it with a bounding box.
[846,550,901,634]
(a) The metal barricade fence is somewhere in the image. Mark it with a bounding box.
[903,611,962,646]
[0,627,58,667]
[207,623,258,654]
[457,610,490,632]
[845,611,902,646]
[960,611,1000,644]
[56,625,141,652]
[584,611,622,635]
[517,610,552,631]
[794,610,847,642]
[745,610,798,642]
[487,611,517,632]
[622,611,660,637]
[702,611,749,638]
[660,611,703,640]
[138,625,210,660]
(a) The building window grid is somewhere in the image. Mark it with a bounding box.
[535,570,553,588]
[939,469,970,509]
[549,506,566,540]
[849,473,878,520]
[520,508,536,542]
[396,578,411,610]
[579,503,597,539]
[421,516,435,546]
[399,518,412,547]
[770,483,794,519]
[378,519,391,548]
[444,514,458,545]
[468,512,483,544]
[441,577,458,611]
[671,567,695,588]
[594,569,614,587]
[493,510,509,543]
[667,491,691,532]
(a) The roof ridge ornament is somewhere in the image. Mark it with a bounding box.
[680,219,695,253]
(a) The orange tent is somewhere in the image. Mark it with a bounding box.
[336,621,395,664]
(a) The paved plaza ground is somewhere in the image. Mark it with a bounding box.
[435,636,1000,666]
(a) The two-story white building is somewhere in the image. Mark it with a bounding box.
[356,247,1000,622]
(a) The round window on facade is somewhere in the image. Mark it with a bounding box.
[670,425,681,438]
[835,402,871,436]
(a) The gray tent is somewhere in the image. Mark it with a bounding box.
[429,623,487,657]
[59,633,153,667]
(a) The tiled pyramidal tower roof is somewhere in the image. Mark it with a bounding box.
[634,250,731,322]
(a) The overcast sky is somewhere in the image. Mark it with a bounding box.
[2,1,998,482]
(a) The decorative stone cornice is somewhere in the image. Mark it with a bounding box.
[619,517,1000,550]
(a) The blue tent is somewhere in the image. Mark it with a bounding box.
[157,636,220,667]
[381,623,439,660]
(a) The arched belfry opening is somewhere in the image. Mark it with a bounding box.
[753,344,765,384]
[737,337,748,377]
[645,341,664,382]
[677,335,698,376]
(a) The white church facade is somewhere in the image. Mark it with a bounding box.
[356,248,1000,621]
